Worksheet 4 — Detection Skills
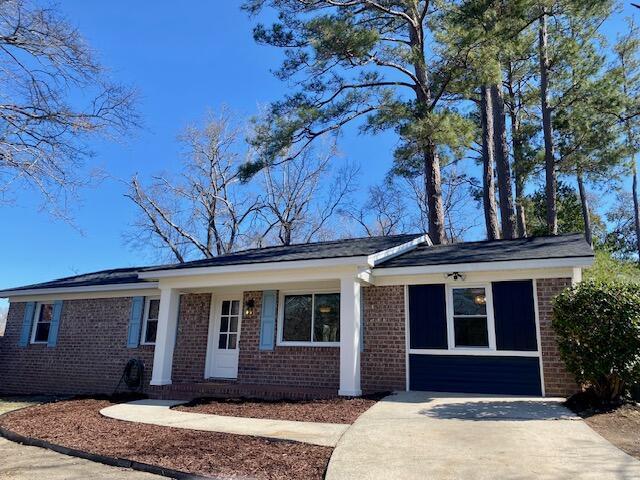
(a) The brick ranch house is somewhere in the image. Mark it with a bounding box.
[0,233,593,399]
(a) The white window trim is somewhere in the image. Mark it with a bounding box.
[277,289,340,347]
[445,283,496,352]
[140,296,160,346]
[30,301,53,344]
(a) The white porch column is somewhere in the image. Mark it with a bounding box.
[339,275,362,396]
[150,287,180,386]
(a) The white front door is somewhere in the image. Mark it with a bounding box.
[208,296,242,379]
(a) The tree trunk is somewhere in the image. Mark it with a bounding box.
[506,63,527,237]
[539,9,558,235]
[577,169,592,247]
[633,157,640,263]
[481,86,500,240]
[408,13,446,245]
[491,83,517,239]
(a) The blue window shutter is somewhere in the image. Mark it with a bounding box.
[492,280,538,351]
[259,291,277,351]
[18,302,36,347]
[409,284,448,349]
[127,296,145,348]
[47,300,64,347]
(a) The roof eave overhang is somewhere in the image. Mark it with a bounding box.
[0,281,159,298]
[372,255,594,276]
[137,255,372,280]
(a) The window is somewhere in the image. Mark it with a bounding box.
[217,299,240,350]
[141,297,160,345]
[31,303,53,344]
[449,286,493,349]
[280,292,340,345]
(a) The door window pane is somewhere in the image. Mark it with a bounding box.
[222,300,230,315]
[220,316,229,333]
[228,334,237,349]
[218,333,228,349]
[230,301,239,315]
[229,316,238,333]
[283,295,312,342]
[313,293,340,342]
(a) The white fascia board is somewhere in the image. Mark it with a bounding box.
[366,234,432,267]
[0,282,159,298]
[373,256,594,277]
[138,256,370,280]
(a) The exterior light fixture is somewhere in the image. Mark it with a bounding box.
[244,299,255,316]
[446,272,466,281]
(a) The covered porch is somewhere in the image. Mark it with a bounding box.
[141,262,367,398]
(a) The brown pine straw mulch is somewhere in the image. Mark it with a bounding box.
[0,399,332,479]
[175,393,385,424]
[578,404,640,460]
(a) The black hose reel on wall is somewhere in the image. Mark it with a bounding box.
[113,358,145,395]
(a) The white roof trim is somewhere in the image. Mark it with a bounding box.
[372,256,594,276]
[138,256,370,279]
[0,282,159,298]
[367,233,432,267]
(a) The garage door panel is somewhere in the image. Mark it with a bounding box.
[409,354,542,396]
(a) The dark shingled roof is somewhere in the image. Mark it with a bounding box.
[143,233,422,272]
[5,267,148,292]
[377,233,593,268]
[1,233,592,294]
[0,234,421,293]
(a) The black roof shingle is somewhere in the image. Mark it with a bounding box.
[377,233,593,268]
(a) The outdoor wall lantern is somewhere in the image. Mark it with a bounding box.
[244,299,255,316]
[446,272,466,281]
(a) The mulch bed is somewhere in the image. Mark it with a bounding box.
[567,392,640,461]
[175,393,385,424]
[0,399,332,479]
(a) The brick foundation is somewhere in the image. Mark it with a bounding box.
[536,277,578,396]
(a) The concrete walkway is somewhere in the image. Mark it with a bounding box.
[326,391,640,480]
[100,399,349,447]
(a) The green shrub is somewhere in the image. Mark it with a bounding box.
[553,280,640,403]
[584,250,640,284]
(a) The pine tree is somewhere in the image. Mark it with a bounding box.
[242,1,476,244]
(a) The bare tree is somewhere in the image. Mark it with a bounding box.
[126,111,260,262]
[258,149,358,245]
[406,167,479,242]
[344,179,411,237]
[0,0,138,216]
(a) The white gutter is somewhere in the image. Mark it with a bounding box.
[0,282,159,298]
[373,256,594,276]
[366,234,432,267]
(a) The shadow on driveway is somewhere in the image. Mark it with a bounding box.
[419,400,577,421]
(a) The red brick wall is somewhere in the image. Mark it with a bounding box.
[237,291,340,390]
[0,298,155,396]
[536,277,578,397]
[171,294,212,383]
[361,285,406,393]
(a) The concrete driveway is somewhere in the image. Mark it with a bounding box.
[326,391,640,480]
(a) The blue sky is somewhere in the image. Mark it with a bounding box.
[0,1,638,302]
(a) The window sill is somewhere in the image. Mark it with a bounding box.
[29,341,48,345]
[276,341,340,348]
[409,348,539,357]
